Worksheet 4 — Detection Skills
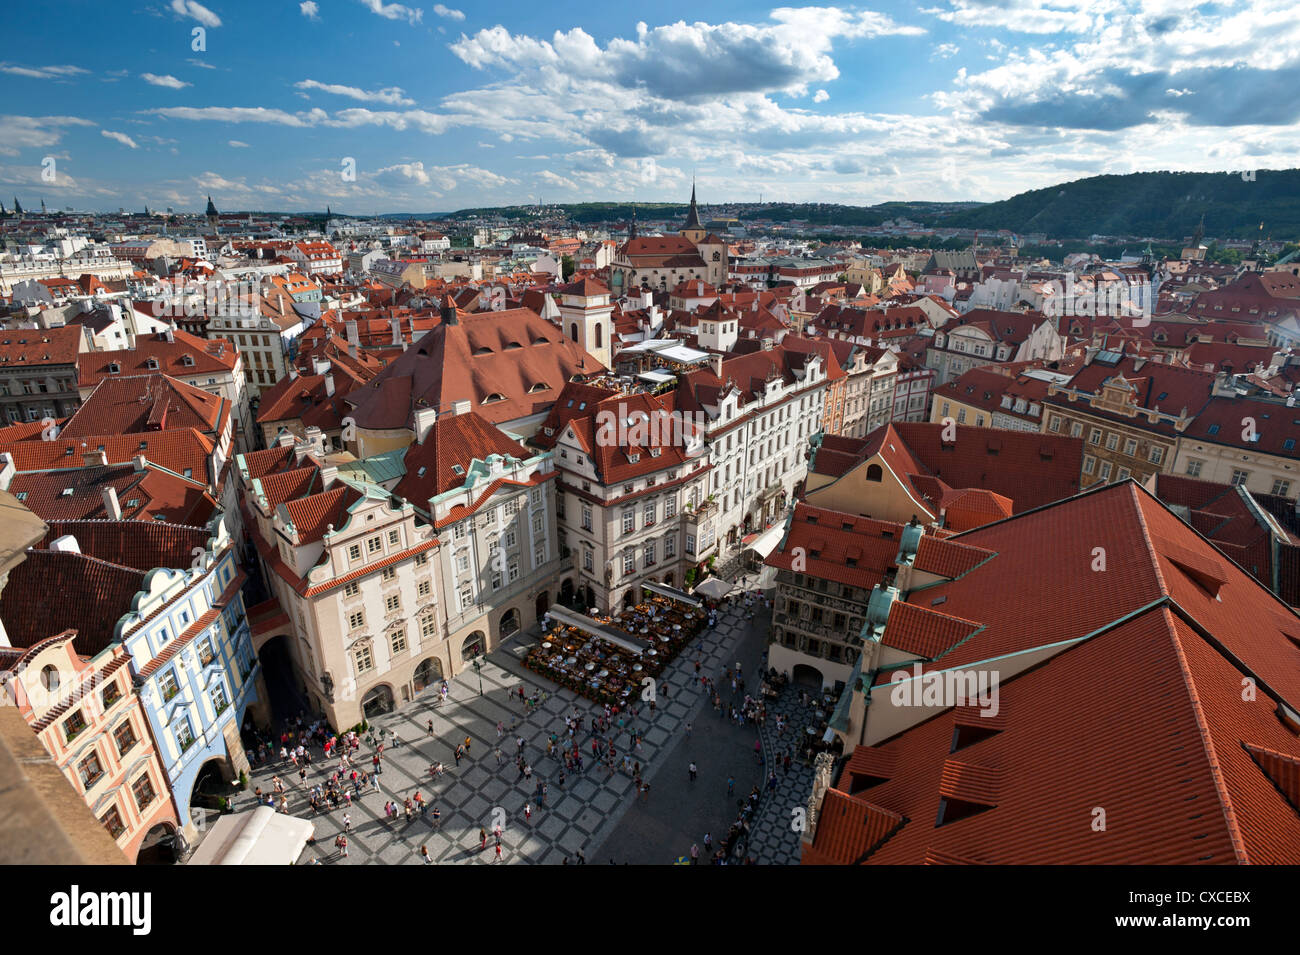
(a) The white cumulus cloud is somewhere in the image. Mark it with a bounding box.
[142,73,190,89]
[101,129,139,149]
[170,0,222,28]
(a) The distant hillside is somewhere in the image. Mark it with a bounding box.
[937,169,1300,241]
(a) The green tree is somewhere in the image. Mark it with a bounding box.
[561,254,576,280]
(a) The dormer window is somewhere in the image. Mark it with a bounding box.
[528,382,548,393]
[181,354,195,366]
[145,358,159,370]
[107,362,120,374]
[482,393,505,404]
[452,464,465,475]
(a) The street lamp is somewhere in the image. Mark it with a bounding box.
[472,653,483,696]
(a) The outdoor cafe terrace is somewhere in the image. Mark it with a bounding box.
[523,583,709,706]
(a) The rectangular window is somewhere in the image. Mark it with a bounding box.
[390,629,407,655]
[348,610,365,631]
[415,552,428,566]
[421,615,437,639]
[158,669,180,703]
[956,408,966,424]
[385,593,400,613]
[211,682,229,714]
[581,505,593,532]
[131,772,157,812]
[1105,433,1119,451]
[197,637,215,668]
[644,502,656,526]
[101,680,122,710]
[532,514,543,535]
[623,552,635,575]
[175,719,195,753]
[1070,422,1083,438]
[665,535,676,558]
[354,645,373,673]
[583,548,594,572]
[388,530,399,546]
[664,497,676,519]
[348,543,361,561]
[1123,438,1138,456]
[1231,469,1249,486]
[1089,428,1102,445]
[1083,454,1096,475]
[1272,479,1291,496]
[1048,414,1061,432]
[453,524,466,541]
[417,579,431,598]
[622,510,635,535]
[367,536,382,554]
[686,534,696,554]
[458,583,474,610]
[113,720,137,757]
[381,566,396,582]
[101,805,126,841]
[508,558,520,583]
[343,581,360,597]
[1186,459,1203,477]
[1117,467,1131,481]
[77,751,104,790]
[1149,446,1164,465]
[644,543,656,566]
[455,553,469,573]
[1098,461,1113,481]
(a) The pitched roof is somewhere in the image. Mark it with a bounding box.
[60,374,228,439]
[77,331,237,388]
[394,412,531,505]
[346,308,603,430]
[0,550,144,655]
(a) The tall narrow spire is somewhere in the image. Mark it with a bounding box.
[629,202,637,239]
[683,178,702,231]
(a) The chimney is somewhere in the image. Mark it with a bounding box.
[709,354,724,377]
[83,448,108,467]
[413,406,438,443]
[440,295,459,326]
[452,399,471,415]
[320,464,339,488]
[102,486,123,520]
[163,325,175,343]
[391,315,403,346]
[0,453,14,491]
[324,374,335,398]
[346,319,359,348]
[288,366,299,381]
[697,280,703,297]
[132,454,147,472]
[49,535,81,554]
[312,356,331,376]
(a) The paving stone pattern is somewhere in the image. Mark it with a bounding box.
[242,593,781,865]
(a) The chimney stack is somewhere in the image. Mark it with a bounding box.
[132,454,147,472]
[0,453,15,491]
[324,374,335,398]
[102,486,123,520]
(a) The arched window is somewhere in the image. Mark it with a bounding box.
[866,464,883,482]
[594,324,603,348]
[570,323,579,342]
[40,665,60,692]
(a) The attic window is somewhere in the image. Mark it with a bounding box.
[452,464,465,475]
[931,595,947,606]
[417,466,427,477]
[950,723,1001,752]
[145,358,159,370]
[533,337,549,345]
[528,382,548,393]
[935,796,994,828]
[14,492,26,501]
[845,557,858,567]
[504,342,523,350]
[473,346,493,355]
[482,393,506,403]
[107,362,120,374]
[60,487,74,497]
[182,354,195,366]
[1207,424,1220,435]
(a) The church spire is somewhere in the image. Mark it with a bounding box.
[683,178,702,231]
[629,202,637,239]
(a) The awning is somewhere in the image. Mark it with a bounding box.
[746,523,786,560]
[186,806,315,865]
[694,577,734,600]
[545,605,647,654]
[640,580,702,608]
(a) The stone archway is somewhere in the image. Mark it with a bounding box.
[413,657,442,694]
[361,684,395,719]
[136,822,178,865]
[461,631,485,664]
[792,663,824,690]
[499,607,521,640]
[535,591,549,621]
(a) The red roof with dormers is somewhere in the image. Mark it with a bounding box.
[805,481,1300,865]
[394,411,532,506]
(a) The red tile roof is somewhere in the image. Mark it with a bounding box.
[0,550,145,654]
[61,374,228,440]
[395,411,531,505]
[77,331,237,388]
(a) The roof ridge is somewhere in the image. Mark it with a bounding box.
[1161,605,1252,863]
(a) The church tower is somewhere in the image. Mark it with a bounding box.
[205,195,219,229]
[680,180,706,245]
[558,276,613,371]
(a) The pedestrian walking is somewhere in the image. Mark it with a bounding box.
[479,828,487,852]
[495,842,502,861]
[685,721,692,737]
[524,801,532,821]
[688,761,698,782]
[420,845,431,864]
[426,719,434,736]
[727,775,735,795]
[336,834,348,858]
[690,842,700,865]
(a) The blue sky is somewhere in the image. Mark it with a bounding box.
[3,0,1297,214]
